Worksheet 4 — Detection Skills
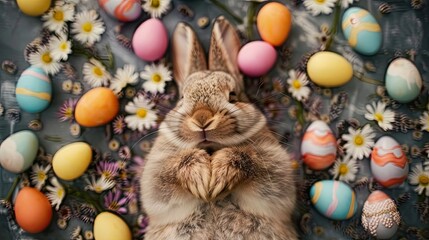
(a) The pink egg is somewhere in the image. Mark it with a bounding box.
[237,41,277,77]
[132,18,168,61]
[99,0,141,22]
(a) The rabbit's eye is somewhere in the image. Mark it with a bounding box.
[229,91,238,103]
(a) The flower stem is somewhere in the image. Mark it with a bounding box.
[246,2,257,39]
[295,100,306,126]
[4,176,20,202]
[66,185,104,213]
[209,0,243,24]
[323,2,341,51]
[354,72,384,85]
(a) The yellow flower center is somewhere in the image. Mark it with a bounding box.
[316,0,326,3]
[93,66,104,77]
[60,42,68,51]
[374,113,384,123]
[37,172,47,181]
[137,108,148,118]
[53,10,64,21]
[152,74,162,83]
[57,188,65,198]
[339,163,349,175]
[292,79,301,89]
[94,186,103,193]
[291,160,300,170]
[354,135,364,146]
[42,53,52,63]
[419,175,429,186]
[65,108,73,118]
[151,0,160,8]
[82,22,93,32]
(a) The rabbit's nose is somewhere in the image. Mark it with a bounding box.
[191,108,214,130]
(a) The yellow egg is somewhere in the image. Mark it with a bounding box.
[17,0,51,17]
[306,51,353,87]
[52,142,92,181]
[256,2,292,46]
[94,212,132,240]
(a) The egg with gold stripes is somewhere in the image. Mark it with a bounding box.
[310,180,357,220]
[342,7,382,55]
[99,0,141,22]
[16,66,52,113]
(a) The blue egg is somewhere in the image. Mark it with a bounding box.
[342,7,382,55]
[0,130,39,173]
[16,66,52,113]
[385,58,422,103]
[310,180,357,220]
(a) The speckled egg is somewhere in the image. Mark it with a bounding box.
[237,41,277,77]
[362,191,400,239]
[306,51,353,87]
[52,142,92,181]
[301,120,337,170]
[370,136,408,188]
[0,130,39,173]
[310,180,357,220]
[94,212,132,240]
[385,58,423,103]
[256,2,291,46]
[99,0,141,22]
[75,87,119,127]
[17,0,51,16]
[342,7,382,55]
[132,18,168,61]
[16,66,52,113]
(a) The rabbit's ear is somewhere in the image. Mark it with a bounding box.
[172,22,207,92]
[208,16,243,92]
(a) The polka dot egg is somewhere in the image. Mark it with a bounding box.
[99,0,141,22]
[16,66,52,113]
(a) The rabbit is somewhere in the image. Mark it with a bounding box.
[140,16,297,240]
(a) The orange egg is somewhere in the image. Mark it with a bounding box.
[75,87,119,127]
[256,2,292,46]
[14,187,52,233]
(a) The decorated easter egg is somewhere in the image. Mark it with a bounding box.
[306,51,353,87]
[385,58,422,103]
[342,7,382,55]
[14,187,53,233]
[370,136,408,188]
[52,142,92,180]
[94,212,132,240]
[0,130,39,173]
[98,0,141,22]
[16,0,51,16]
[301,120,337,170]
[362,191,400,239]
[256,2,291,46]
[132,18,168,61]
[310,180,357,220]
[16,66,52,113]
[75,87,119,127]
[238,41,277,77]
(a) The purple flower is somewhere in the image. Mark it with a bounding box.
[104,190,128,215]
[118,146,132,160]
[121,179,139,201]
[112,115,126,135]
[96,161,119,180]
[135,215,149,237]
[57,98,78,122]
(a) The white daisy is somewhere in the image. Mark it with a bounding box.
[42,1,75,33]
[125,95,158,132]
[71,10,105,46]
[329,157,359,183]
[342,124,375,160]
[46,177,66,211]
[286,69,311,101]
[30,164,51,190]
[82,58,111,87]
[110,64,139,94]
[84,175,115,193]
[142,0,171,18]
[420,111,429,132]
[140,63,172,94]
[28,46,62,75]
[50,34,72,61]
[408,164,429,196]
[72,81,83,95]
[364,101,395,131]
[62,79,73,92]
[340,0,356,9]
[303,0,337,16]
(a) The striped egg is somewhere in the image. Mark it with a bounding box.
[99,0,141,22]
[310,180,357,220]
[301,120,337,170]
[342,7,382,55]
[370,136,408,188]
[16,66,52,113]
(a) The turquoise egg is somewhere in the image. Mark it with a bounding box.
[385,58,422,103]
[310,180,357,220]
[16,66,52,113]
[0,130,39,173]
[342,7,382,55]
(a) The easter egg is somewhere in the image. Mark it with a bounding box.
[94,212,132,240]
[99,0,141,22]
[237,41,277,77]
[342,7,382,55]
[307,51,353,87]
[52,142,92,180]
[16,0,51,16]
[361,191,401,239]
[16,66,52,113]
[385,58,422,103]
[132,18,168,61]
[310,180,357,220]
[256,2,292,46]
[370,136,408,188]
[75,87,119,127]
[0,130,39,173]
[301,120,337,170]
[14,187,52,233]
